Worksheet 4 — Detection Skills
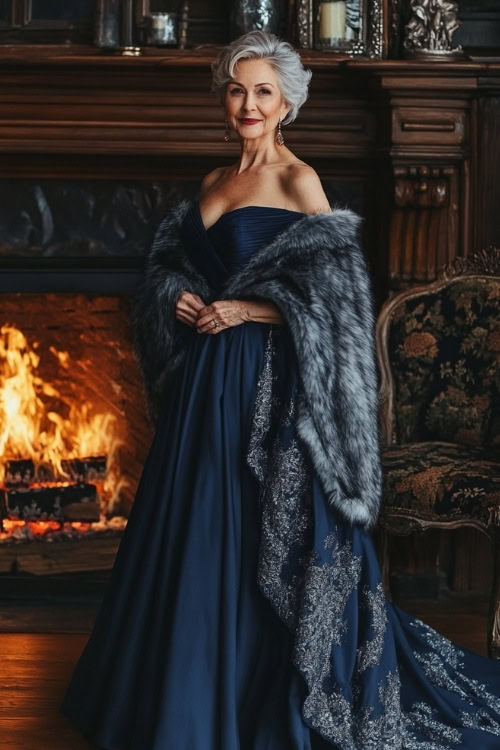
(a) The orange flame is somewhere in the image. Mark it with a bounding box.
[0,324,129,538]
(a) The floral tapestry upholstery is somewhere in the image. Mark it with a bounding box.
[386,277,500,450]
[381,441,500,523]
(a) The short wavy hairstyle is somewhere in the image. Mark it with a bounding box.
[210,30,312,127]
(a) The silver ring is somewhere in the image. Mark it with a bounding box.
[213,319,219,328]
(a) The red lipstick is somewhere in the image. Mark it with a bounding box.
[239,118,261,125]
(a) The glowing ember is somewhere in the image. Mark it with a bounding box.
[0,517,127,543]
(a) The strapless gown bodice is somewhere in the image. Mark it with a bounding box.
[179,201,306,293]
[205,204,306,273]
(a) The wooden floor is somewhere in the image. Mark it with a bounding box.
[0,592,492,750]
[2,632,98,750]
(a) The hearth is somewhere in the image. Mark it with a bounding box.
[0,179,196,581]
[0,289,151,576]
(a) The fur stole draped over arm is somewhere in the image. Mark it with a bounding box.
[131,204,212,425]
[132,199,383,531]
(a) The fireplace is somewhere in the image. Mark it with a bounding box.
[0,290,152,576]
[0,179,202,578]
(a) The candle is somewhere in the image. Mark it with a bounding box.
[121,0,134,47]
[319,0,346,43]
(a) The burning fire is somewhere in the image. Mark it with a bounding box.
[0,324,129,541]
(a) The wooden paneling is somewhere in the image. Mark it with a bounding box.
[392,105,466,147]
[345,59,499,297]
[475,93,500,253]
[0,48,499,304]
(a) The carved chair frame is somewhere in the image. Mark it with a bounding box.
[375,245,500,658]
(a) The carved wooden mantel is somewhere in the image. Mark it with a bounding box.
[0,46,499,306]
[345,59,500,297]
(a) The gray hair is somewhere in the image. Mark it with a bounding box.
[210,31,312,126]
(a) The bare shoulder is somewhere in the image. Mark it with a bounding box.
[284,164,331,215]
[199,167,227,199]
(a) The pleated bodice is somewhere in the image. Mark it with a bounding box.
[179,201,305,292]
[204,204,306,273]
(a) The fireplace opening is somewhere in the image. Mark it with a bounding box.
[0,178,197,587]
[0,291,152,577]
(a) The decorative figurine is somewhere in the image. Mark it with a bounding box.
[230,0,281,38]
[144,11,179,46]
[403,0,465,59]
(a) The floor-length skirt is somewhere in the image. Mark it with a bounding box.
[60,320,500,749]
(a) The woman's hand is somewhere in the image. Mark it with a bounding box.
[196,300,249,334]
[175,291,206,327]
[196,299,285,334]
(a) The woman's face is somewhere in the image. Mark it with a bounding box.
[224,58,289,142]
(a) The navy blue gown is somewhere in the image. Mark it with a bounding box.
[59,203,500,750]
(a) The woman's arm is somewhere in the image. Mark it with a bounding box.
[243,299,285,325]
[195,298,285,332]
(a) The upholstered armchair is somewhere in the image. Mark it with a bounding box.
[375,246,500,658]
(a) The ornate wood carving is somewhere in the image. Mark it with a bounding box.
[438,245,500,281]
[378,512,496,538]
[394,165,450,208]
[389,164,459,286]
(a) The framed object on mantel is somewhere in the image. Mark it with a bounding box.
[295,0,386,58]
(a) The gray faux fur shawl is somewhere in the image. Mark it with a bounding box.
[132,198,383,531]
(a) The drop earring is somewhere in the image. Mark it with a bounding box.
[276,117,285,146]
[224,119,231,142]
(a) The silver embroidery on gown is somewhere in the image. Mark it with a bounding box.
[246,327,403,747]
[245,326,500,750]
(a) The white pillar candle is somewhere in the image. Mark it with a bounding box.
[319,0,346,42]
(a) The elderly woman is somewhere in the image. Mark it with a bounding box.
[60,30,500,750]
